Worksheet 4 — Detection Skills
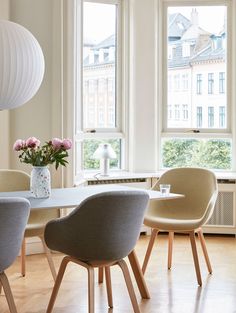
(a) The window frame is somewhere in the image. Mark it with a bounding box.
[157,0,236,171]
[196,73,203,95]
[74,0,128,176]
[208,73,214,94]
[219,71,225,93]
[196,106,203,127]
[160,0,232,136]
[208,106,215,127]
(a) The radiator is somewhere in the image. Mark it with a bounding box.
[203,179,236,234]
[87,177,150,189]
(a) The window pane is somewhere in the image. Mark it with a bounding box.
[161,138,231,170]
[167,6,227,129]
[83,2,117,129]
[83,139,121,170]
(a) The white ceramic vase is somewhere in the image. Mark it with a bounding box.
[30,166,51,198]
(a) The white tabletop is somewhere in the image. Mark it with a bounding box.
[0,185,183,210]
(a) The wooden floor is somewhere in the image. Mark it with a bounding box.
[1,233,236,313]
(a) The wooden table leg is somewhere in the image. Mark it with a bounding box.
[128,250,150,299]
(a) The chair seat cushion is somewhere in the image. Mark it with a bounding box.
[144,215,202,231]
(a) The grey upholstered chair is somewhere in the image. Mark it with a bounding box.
[44,190,149,313]
[0,169,59,280]
[0,197,30,313]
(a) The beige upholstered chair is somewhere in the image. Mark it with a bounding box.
[44,190,149,313]
[142,167,218,286]
[0,169,59,280]
[0,197,30,313]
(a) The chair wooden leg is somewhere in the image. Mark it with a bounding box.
[0,280,2,294]
[197,228,212,274]
[0,272,17,313]
[39,235,57,281]
[21,238,26,277]
[128,250,150,299]
[168,231,174,270]
[117,259,140,313]
[189,231,202,286]
[46,256,70,313]
[105,266,113,308]
[98,267,104,284]
[87,267,95,313]
[142,228,158,274]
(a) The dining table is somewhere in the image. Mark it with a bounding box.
[0,184,184,299]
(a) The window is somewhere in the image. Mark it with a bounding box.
[183,104,188,120]
[196,107,202,128]
[83,3,117,130]
[208,73,214,94]
[182,74,188,90]
[174,104,180,119]
[75,0,124,174]
[219,72,225,93]
[161,138,231,170]
[219,106,226,128]
[196,74,202,95]
[162,3,231,170]
[174,74,180,91]
[208,107,214,127]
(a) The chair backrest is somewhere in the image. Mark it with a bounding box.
[0,197,30,272]
[45,190,149,263]
[0,169,30,191]
[150,167,218,224]
[0,169,59,225]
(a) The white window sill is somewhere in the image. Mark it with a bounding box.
[75,170,236,186]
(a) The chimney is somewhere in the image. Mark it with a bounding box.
[191,8,198,26]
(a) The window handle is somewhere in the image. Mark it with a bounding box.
[85,129,96,133]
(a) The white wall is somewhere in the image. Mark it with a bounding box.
[9,0,53,171]
[129,0,157,172]
[3,0,67,186]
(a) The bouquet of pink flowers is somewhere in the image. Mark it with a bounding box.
[13,137,72,169]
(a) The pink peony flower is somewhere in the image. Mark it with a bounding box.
[52,138,63,150]
[62,139,72,150]
[13,139,25,151]
[14,136,72,169]
[26,137,40,148]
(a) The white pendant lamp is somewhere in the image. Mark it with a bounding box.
[0,20,45,110]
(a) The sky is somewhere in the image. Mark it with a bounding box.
[83,2,116,44]
[83,3,226,44]
[168,6,226,34]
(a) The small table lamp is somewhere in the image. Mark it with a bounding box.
[93,143,117,176]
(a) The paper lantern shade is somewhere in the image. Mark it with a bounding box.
[0,20,45,110]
